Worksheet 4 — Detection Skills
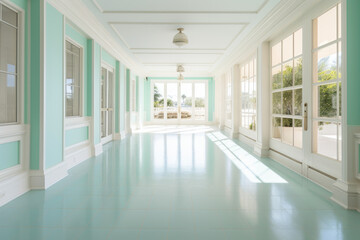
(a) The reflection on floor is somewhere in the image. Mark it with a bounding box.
[0,125,360,240]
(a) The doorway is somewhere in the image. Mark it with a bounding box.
[101,65,114,144]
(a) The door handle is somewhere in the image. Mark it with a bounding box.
[304,103,308,131]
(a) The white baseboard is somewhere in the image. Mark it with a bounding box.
[29,162,69,190]
[253,142,269,157]
[332,180,360,211]
[92,143,103,156]
[65,143,92,170]
[0,171,29,207]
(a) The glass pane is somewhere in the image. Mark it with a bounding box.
[282,34,293,62]
[244,63,249,79]
[194,83,206,120]
[313,121,337,159]
[338,4,342,39]
[181,83,192,119]
[282,118,293,145]
[339,82,341,117]
[272,42,281,66]
[294,29,303,57]
[166,83,178,119]
[0,73,16,123]
[101,111,106,138]
[108,72,113,108]
[314,44,337,82]
[294,119,302,148]
[73,53,80,87]
[272,65,282,90]
[66,52,73,85]
[338,41,342,79]
[294,57,302,86]
[272,92,281,114]
[272,117,281,140]
[101,68,107,109]
[282,90,293,115]
[153,83,165,119]
[108,111,112,135]
[315,6,337,48]
[0,22,17,73]
[283,60,293,88]
[249,61,254,77]
[2,5,17,26]
[319,83,337,118]
[294,89,302,116]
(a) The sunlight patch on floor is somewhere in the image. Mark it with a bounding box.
[207,132,287,184]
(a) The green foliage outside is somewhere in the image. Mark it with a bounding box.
[272,56,340,124]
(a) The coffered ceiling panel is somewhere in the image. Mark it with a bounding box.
[93,0,267,13]
[111,23,245,50]
[81,0,280,76]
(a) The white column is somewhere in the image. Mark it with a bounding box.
[254,42,270,157]
[218,74,225,130]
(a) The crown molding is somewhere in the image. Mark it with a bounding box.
[92,0,269,14]
[212,0,314,76]
[47,0,145,76]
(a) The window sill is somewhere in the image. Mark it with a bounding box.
[0,124,26,139]
[65,116,91,130]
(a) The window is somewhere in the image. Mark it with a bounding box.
[65,40,82,117]
[240,56,257,131]
[131,79,136,112]
[312,4,342,160]
[271,29,303,148]
[0,4,18,124]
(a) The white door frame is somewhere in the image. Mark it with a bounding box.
[101,62,115,145]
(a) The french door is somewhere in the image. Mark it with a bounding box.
[152,80,207,122]
[101,65,114,143]
[269,3,342,178]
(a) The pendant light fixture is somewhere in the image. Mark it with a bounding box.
[178,73,184,81]
[173,28,188,47]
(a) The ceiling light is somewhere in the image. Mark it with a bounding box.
[173,28,188,47]
[177,65,185,73]
[178,73,184,81]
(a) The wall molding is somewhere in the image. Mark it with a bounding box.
[29,162,69,190]
[0,171,29,207]
[92,143,103,156]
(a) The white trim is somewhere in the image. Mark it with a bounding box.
[29,162,68,190]
[0,171,29,207]
[92,143,103,156]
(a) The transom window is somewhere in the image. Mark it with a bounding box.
[271,29,303,148]
[240,56,257,131]
[65,40,82,117]
[312,4,342,160]
[0,4,18,124]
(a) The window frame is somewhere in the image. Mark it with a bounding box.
[311,3,342,161]
[270,28,304,149]
[239,54,257,136]
[64,37,84,118]
[0,2,22,126]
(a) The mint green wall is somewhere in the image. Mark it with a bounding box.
[101,49,116,68]
[66,23,91,116]
[115,61,120,133]
[0,141,20,171]
[347,0,360,125]
[145,77,215,121]
[126,69,130,112]
[65,127,89,147]
[45,3,63,169]
[93,42,101,145]
[30,0,41,170]
[120,64,126,132]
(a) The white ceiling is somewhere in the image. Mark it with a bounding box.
[83,0,280,76]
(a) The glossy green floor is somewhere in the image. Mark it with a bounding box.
[1,126,360,240]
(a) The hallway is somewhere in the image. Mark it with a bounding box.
[1,126,359,240]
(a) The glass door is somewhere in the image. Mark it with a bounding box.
[166,83,179,120]
[151,80,208,122]
[180,82,193,120]
[101,66,114,142]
